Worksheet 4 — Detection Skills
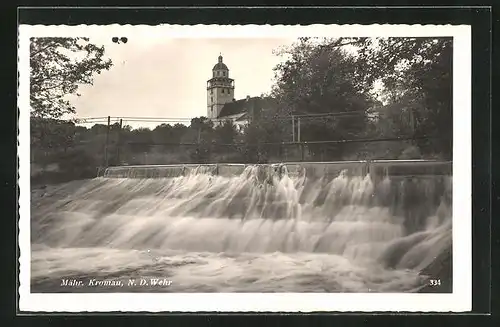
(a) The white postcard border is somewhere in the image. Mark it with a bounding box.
[18,24,472,312]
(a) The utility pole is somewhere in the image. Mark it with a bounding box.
[292,115,295,142]
[104,116,110,167]
[297,117,301,143]
[410,109,415,134]
[197,127,201,163]
[117,119,123,165]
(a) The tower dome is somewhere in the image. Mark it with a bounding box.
[212,54,228,71]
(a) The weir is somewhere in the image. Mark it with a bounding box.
[31,160,453,292]
[100,160,452,235]
[103,160,451,179]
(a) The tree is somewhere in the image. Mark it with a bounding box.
[179,117,214,163]
[241,123,265,163]
[271,37,376,160]
[30,37,113,119]
[269,37,453,160]
[148,123,189,160]
[355,37,453,158]
[127,127,154,153]
[208,120,243,162]
[213,120,238,144]
[152,124,183,144]
[30,117,74,150]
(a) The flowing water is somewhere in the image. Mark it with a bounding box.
[31,163,452,293]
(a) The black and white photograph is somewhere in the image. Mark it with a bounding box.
[18,23,471,312]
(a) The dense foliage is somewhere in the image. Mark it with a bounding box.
[30,37,113,119]
[267,37,452,160]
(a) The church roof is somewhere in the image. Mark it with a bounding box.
[218,96,276,118]
[220,112,248,121]
[218,98,250,118]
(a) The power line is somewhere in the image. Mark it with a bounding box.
[76,110,367,125]
[291,110,367,118]
[122,135,440,147]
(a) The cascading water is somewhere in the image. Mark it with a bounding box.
[31,163,452,293]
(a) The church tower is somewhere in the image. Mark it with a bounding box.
[207,54,235,119]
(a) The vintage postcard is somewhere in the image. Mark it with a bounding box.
[18,23,471,312]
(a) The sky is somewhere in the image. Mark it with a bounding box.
[70,37,298,127]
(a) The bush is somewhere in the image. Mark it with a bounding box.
[53,148,98,180]
[398,145,422,160]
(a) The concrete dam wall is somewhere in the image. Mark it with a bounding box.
[103,160,452,179]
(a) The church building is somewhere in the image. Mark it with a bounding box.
[206,54,274,130]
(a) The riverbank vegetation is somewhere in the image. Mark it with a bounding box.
[29,37,452,184]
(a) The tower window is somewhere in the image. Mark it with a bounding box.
[222,89,225,94]
[223,71,226,76]
[210,89,213,94]
[211,97,213,102]
[217,71,220,76]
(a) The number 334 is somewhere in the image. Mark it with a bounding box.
[429,279,441,286]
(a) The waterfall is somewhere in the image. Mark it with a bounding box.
[31,162,452,293]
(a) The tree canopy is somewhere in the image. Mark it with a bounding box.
[356,37,453,157]
[30,37,113,119]
[267,36,453,159]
